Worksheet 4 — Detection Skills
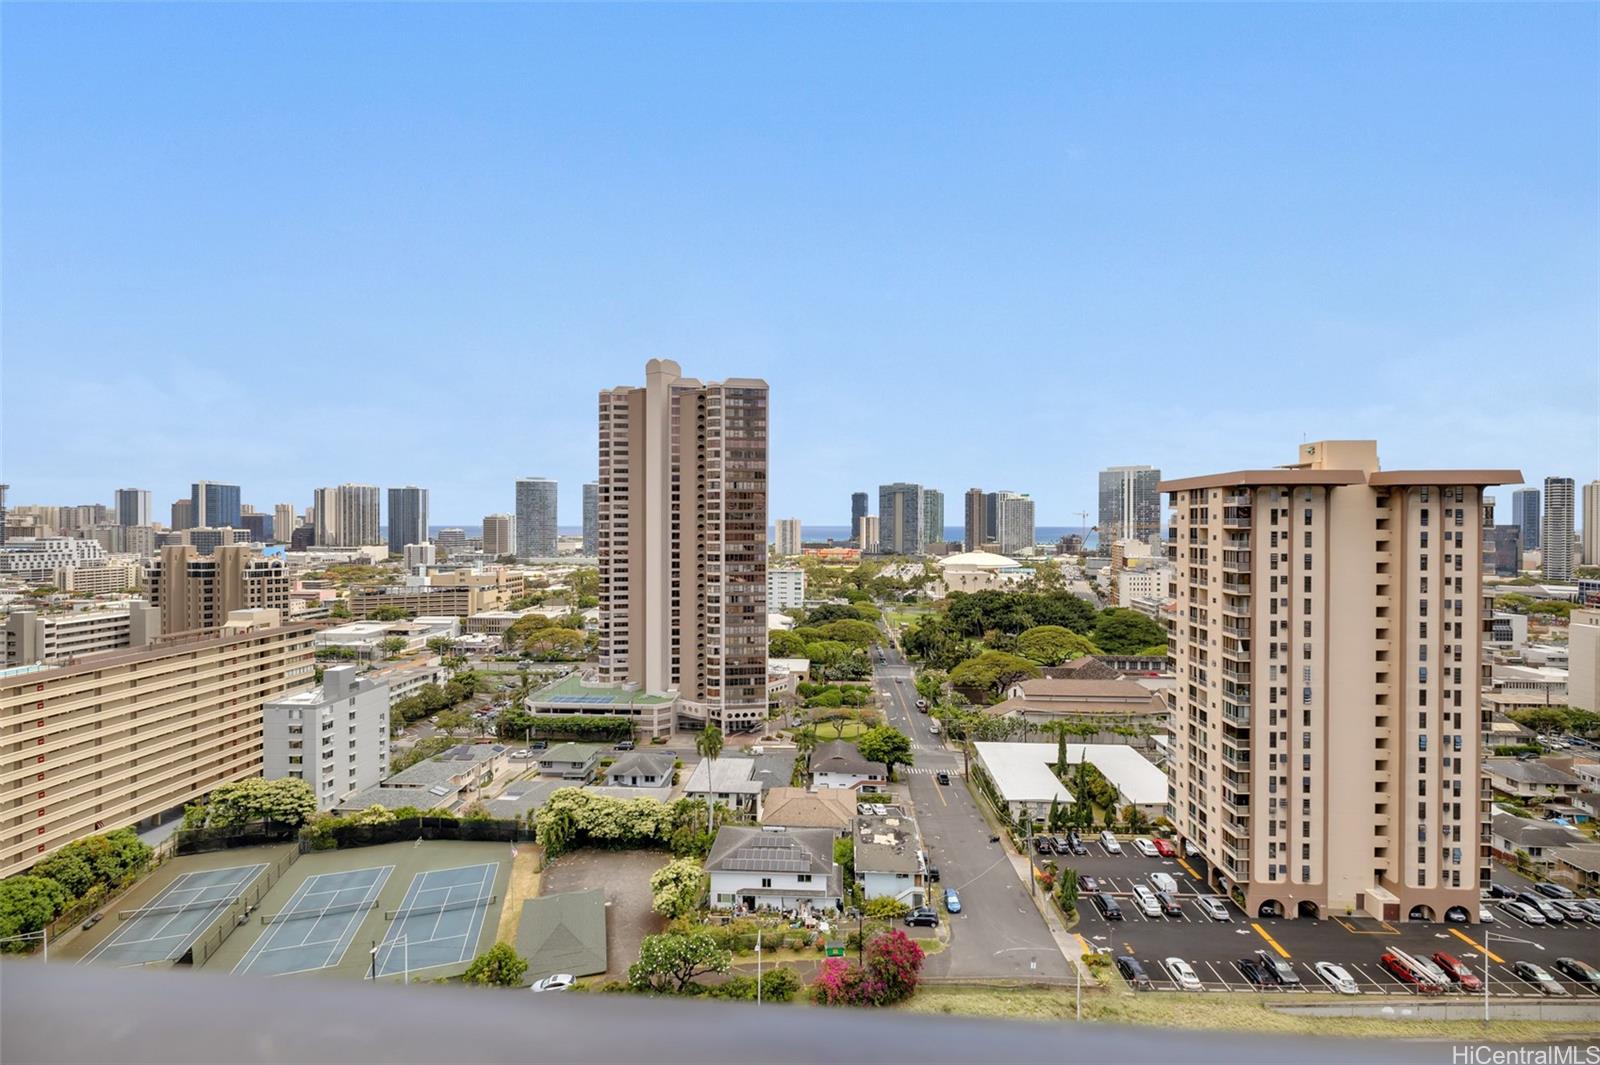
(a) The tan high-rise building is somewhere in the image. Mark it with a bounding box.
[1162,440,1518,924]
[274,503,298,543]
[597,359,768,732]
[483,513,515,559]
[148,543,291,635]
[313,484,381,548]
[773,518,802,558]
[0,614,315,877]
[855,514,879,553]
[1581,481,1600,567]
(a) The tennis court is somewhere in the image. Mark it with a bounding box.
[373,863,497,978]
[81,863,266,967]
[232,865,393,977]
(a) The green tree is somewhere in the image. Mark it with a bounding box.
[435,708,474,735]
[649,858,708,919]
[768,630,807,658]
[948,650,1041,696]
[1123,805,1150,834]
[695,726,724,832]
[193,778,317,828]
[0,876,69,948]
[425,636,454,658]
[1054,866,1079,914]
[462,942,529,987]
[628,932,731,993]
[833,836,855,886]
[368,606,409,622]
[1016,625,1099,666]
[327,601,352,619]
[1091,609,1167,655]
[914,670,947,702]
[379,636,409,659]
[522,627,590,661]
[856,726,914,777]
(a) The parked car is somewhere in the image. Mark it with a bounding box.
[1253,950,1300,986]
[1131,885,1162,918]
[529,973,576,993]
[915,698,929,711]
[1237,958,1271,987]
[1165,957,1203,991]
[1313,961,1359,995]
[1033,837,1053,855]
[1183,840,1200,858]
[1132,838,1159,858]
[1577,900,1600,922]
[1153,839,1175,858]
[1501,900,1546,925]
[1094,893,1123,920]
[1380,950,1445,994]
[1552,899,1590,922]
[1485,883,1516,900]
[927,866,940,883]
[509,748,531,759]
[1069,837,1089,855]
[1516,891,1565,923]
[1050,836,1072,855]
[1149,872,1178,894]
[1444,906,1471,924]
[1511,961,1569,996]
[936,771,950,786]
[1155,891,1182,917]
[1535,882,1575,900]
[1199,895,1231,921]
[1552,957,1600,990]
[1100,832,1122,854]
[1478,906,1496,924]
[944,888,962,914]
[1115,955,1152,990]
[904,907,940,928]
[1431,952,1483,992]
[1080,876,1100,893]
[614,740,635,751]
[530,739,548,750]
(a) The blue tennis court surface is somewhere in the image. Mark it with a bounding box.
[82,864,266,967]
[374,863,497,978]
[233,865,393,977]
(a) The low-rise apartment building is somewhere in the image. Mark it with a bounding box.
[0,612,316,877]
[262,665,390,810]
[4,605,160,667]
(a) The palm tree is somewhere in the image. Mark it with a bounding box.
[696,725,724,834]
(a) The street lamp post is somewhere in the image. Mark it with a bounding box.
[756,928,763,1006]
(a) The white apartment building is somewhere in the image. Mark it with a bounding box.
[1116,562,1173,609]
[262,665,390,810]
[1542,477,1575,581]
[597,359,769,732]
[3,604,160,666]
[773,518,802,558]
[767,567,806,611]
[1163,440,1517,924]
[1570,609,1598,714]
[0,537,108,579]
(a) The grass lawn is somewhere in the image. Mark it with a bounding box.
[886,608,932,628]
[898,986,1599,1042]
[812,721,868,740]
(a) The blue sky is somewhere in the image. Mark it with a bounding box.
[4,3,1595,526]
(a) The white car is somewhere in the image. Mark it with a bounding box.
[1198,895,1231,921]
[1100,832,1123,855]
[1165,957,1203,991]
[1131,884,1162,918]
[1501,900,1546,925]
[1313,961,1359,995]
[1149,872,1178,894]
[1479,906,1496,924]
[530,973,576,993]
[510,748,531,759]
[1132,838,1159,858]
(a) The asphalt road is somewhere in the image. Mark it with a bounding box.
[873,642,1069,980]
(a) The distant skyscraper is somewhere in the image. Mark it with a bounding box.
[963,488,986,551]
[434,528,466,558]
[774,518,803,557]
[190,481,242,530]
[483,514,515,558]
[1486,525,1523,577]
[239,513,274,543]
[856,514,879,553]
[582,482,599,556]
[1583,481,1600,567]
[314,484,380,548]
[515,477,558,559]
[851,492,868,531]
[386,486,429,555]
[921,489,945,548]
[1543,477,1575,580]
[878,483,925,555]
[994,491,1035,555]
[598,359,769,733]
[114,488,150,527]
[273,503,297,543]
[1511,488,1542,550]
[170,498,194,531]
[1098,465,1162,544]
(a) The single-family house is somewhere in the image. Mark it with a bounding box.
[1550,843,1600,894]
[760,787,857,835]
[853,813,927,907]
[684,758,766,819]
[1490,810,1588,874]
[604,751,677,790]
[341,743,509,813]
[537,743,603,783]
[705,825,842,915]
[808,740,887,791]
[1482,758,1586,802]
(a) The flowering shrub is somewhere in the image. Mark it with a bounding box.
[810,930,925,1006]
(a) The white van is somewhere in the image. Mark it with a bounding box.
[927,719,941,736]
[1100,831,1122,854]
[1131,884,1162,918]
[1150,872,1178,894]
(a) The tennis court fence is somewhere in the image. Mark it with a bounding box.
[305,816,531,852]
[182,845,302,967]
[174,820,303,856]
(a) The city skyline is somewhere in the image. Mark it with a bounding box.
[3,4,1593,523]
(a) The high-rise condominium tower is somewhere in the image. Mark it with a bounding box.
[170,498,194,531]
[1583,481,1600,567]
[1510,488,1541,550]
[515,477,558,559]
[774,518,803,557]
[922,489,945,548]
[597,359,768,732]
[963,488,987,551]
[387,486,430,555]
[851,492,868,532]
[147,543,291,635]
[483,513,515,559]
[313,484,380,548]
[994,491,1035,555]
[191,481,241,530]
[273,503,297,543]
[1542,477,1575,580]
[1099,465,1162,544]
[582,482,599,556]
[1164,440,1517,924]
[114,488,150,527]
[878,483,925,555]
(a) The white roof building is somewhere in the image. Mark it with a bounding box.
[973,741,1169,822]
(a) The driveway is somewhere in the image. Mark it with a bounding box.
[541,848,671,980]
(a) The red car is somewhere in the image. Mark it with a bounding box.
[1431,951,1483,992]
[1153,839,1175,858]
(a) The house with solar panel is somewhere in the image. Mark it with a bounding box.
[705,825,843,915]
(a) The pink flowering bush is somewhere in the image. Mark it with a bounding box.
[810,930,925,1006]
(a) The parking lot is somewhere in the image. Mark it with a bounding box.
[1048,839,1600,998]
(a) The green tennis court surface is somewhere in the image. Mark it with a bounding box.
[81,864,266,967]
[374,864,496,978]
[233,865,393,977]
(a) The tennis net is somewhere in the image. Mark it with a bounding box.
[259,899,378,926]
[384,895,497,921]
[117,897,236,921]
